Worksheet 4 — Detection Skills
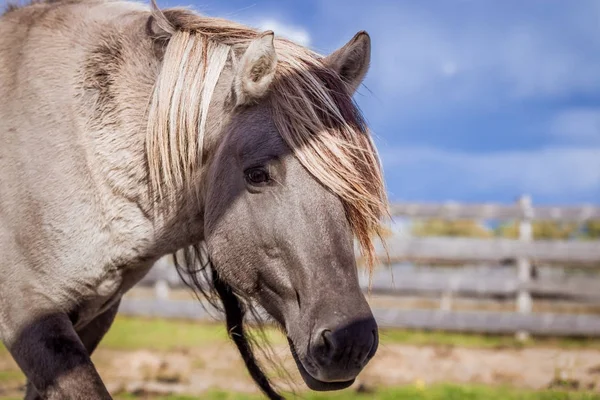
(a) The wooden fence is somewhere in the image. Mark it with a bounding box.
[123,196,600,337]
[389,199,600,221]
[388,195,600,339]
[372,236,600,265]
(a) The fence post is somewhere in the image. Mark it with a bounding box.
[154,279,170,300]
[440,290,453,311]
[516,194,533,341]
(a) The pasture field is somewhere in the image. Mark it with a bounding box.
[2,316,600,355]
[4,385,600,399]
[111,386,600,400]
[99,316,600,351]
[2,317,600,399]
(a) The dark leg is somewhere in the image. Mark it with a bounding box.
[21,302,120,400]
[8,312,111,400]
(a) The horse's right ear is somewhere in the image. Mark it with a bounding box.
[323,31,371,94]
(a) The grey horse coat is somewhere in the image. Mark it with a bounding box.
[0,1,387,398]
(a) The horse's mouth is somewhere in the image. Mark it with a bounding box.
[287,338,355,391]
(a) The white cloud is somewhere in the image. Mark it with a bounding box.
[257,19,311,46]
[550,108,600,145]
[381,146,600,197]
[441,61,459,77]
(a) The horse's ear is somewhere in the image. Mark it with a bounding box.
[323,31,371,94]
[232,31,278,107]
[146,0,174,58]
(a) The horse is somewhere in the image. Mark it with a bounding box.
[0,0,388,398]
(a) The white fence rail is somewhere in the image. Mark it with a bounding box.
[138,263,600,303]
[390,201,600,221]
[374,236,600,265]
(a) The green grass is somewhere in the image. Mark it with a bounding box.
[3,315,598,353]
[99,316,600,351]
[100,316,287,351]
[3,385,599,400]
[378,328,600,350]
[1,316,599,354]
[0,370,24,384]
[109,384,600,400]
[2,318,599,399]
[100,317,230,350]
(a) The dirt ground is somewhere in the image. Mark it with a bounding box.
[2,341,599,397]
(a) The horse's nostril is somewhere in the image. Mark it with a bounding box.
[312,329,335,363]
[367,329,378,359]
[321,329,334,354]
[308,319,378,382]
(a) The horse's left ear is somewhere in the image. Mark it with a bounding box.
[323,31,371,94]
[146,0,176,59]
[147,0,175,38]
[232,31,278,107]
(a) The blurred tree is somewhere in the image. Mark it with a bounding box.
[495,221,579,240]
[583,220,600,239]
[495,221,519,239]
[412,219,492,238]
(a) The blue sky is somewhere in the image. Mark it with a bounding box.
[162,0,600,206]
[156,0,600,206]
[14,0,600,205]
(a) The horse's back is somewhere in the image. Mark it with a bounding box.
[2,2,105,249]
[1,2,83,261]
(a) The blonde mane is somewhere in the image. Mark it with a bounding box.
[146,6,388,269]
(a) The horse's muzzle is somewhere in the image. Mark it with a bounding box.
[289,316,379,391]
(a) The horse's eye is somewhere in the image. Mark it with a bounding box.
[245,167,270,185]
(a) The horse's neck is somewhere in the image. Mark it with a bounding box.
[151,70,236,253]
[69,9,190,256]
[100,12,236,256]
